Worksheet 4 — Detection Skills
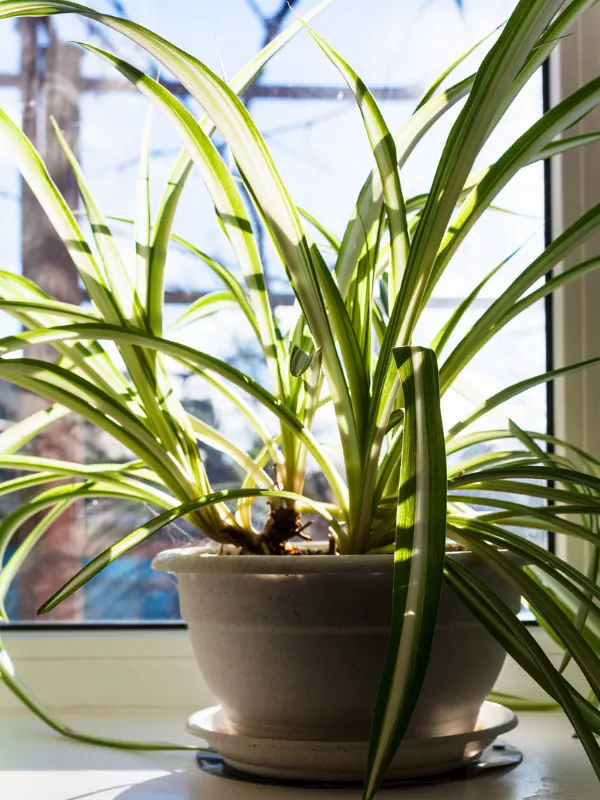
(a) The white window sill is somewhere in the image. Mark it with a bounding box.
[0,625,587,710]
[0,707,597,799]
[0,627,595,798]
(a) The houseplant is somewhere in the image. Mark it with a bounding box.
[0,0,599,793]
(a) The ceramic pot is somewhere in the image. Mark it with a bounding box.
[153,548,520,745]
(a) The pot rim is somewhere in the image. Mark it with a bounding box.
[152,544,486,575]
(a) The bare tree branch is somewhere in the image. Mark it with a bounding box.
[243,0,302,100]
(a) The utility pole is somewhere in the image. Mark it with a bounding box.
[18,18,85,621]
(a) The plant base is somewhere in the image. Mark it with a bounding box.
[187,701,518,783]
[195,741,522,789]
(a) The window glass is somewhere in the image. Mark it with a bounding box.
[0,0,546,622]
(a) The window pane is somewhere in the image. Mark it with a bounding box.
[0,0,547,623]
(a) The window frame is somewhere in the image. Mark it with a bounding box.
[549,6,600,577]
[1,9,599,710]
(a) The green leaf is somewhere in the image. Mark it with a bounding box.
[0,271,141,410]
[444,556,600,774]
[0,325,348,513]
[189,368,284,470]
[449,478,600,511]
[167,291,240,332]
[486,692,558,712]
[50,117,137,322]
[403,132,600,225]
[530,568,600,672]
[136,107,153,323]
[431,244,522,356]
[363,347,447,799]
[80,44,288,402]
[0,453,153,482]
[390,0,564,345]
[75,22,363,482]
[447,450,540,478]
[0,501,73,603]
[0,630,205,751]
[82,222,265,339]
[301,20,409,306]
[293,348,323,494]
[0,296,98,322]
[299,207,340,252]
[447,428,600,470]
[0,106,119,323]
[0,479,174,568]
[448,530,600,701]
[347,208,383,379]
[448,496,600,546]
[169,236,260,333]
[427,72,600,315]
[373,425,404,507]
[309,245,369,432]
[75,46,283,509]
[496,255,600,335]
[450,463,600,494]
[145,0,335,331]
[417,22,504,108]
[367,0,573,458]
[559,521,600,674]
[446,355,600,439]
[289,344,316,378]
[188,414,274,490]
[441,203,600,392]
[0,471,65,497]
[51,117,198,466]
[31,128,201,490]
[447,517,600,610]
[335,73,474,296]
[0,357,197,505]
[0,404,70,454]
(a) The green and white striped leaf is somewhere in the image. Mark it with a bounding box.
[363,347,447,799]
[335,73,475,296]
[441,203,600,391]
[448,530,600,701]
[0,324,348,511]
[289,344,316,378]
[0,357,198,505]
[168,291,240,331]
[427,73,600,311]
[0,404,70,454]
[136,108,153,322]
[0,502,72,607]
[444,556,600,775]
[447,356,600,439]
[302,20,409,305]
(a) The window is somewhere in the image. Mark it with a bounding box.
[0,0,549,626]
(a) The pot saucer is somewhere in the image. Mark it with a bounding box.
[187,700,518,783]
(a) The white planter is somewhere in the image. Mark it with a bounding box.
[154,548,520,779]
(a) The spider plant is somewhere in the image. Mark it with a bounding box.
[0,0,600,795]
